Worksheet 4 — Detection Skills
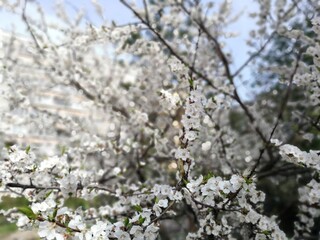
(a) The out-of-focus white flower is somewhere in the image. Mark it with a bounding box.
[58,174,78,198]
[201,141,212,152]
[38,221,64,240]
[68,215,86,231]
[144,224,159,240]
[270,139,282,146]
[175,148,190,161]
[157,199,168,208]
[187,175,203,193]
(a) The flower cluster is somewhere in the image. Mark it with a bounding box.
[279,144,320,171]
[0,0,320,239]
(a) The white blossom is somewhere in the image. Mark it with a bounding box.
[58,174,78,198]
[201,141,212,152]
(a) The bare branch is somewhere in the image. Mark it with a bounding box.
[119,0,232,97]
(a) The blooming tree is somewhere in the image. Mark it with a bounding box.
[0,0,319,239]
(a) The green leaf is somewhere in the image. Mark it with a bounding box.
[219,190,227,197]
[47,215,55,222]
[45,190,53,199]
[18,207,37,220]
[52,206,58,219]
[188,78,194,88]
[25,146,31,154]
[262,230,271,235]
[106,216,117,224]
[182,178,189,185]
[61,146,67,155]
[138,215,146,225]
[123,217,130,227]
[244,177,253,184]
[133,205,143,213]
[203,172,214,183]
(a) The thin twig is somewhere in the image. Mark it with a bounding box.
[251,50,303,177]
[119,0,232,97]
[22,0,43,53]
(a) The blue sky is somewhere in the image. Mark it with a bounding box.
[39,0,137,25]
[0,0,258,100]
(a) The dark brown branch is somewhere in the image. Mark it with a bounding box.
[233,2,297,78]
[36,215,81,233]
[6,182,59,191]
[192,196,241,212]
[257,165,311,179]
[232,32,276,78]
[253,50,303,176]
[177,1,278,165]
[142,0,150,23]
[119,0,232,97]
[190,28,202,79]
[5,181,155,198]
[6,182,115,194]
[147,200,176,227]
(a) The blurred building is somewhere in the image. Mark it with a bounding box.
[0,28,111,154]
